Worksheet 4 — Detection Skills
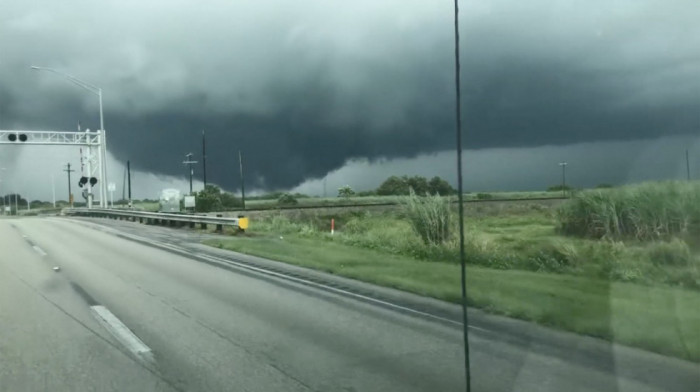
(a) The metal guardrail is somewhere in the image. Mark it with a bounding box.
[63,208,249,231]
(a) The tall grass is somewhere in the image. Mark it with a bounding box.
[402,190,452,245]
[557,181,700,240]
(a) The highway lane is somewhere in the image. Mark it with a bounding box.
[1,216,698,391]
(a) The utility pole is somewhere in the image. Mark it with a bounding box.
[127,160,132,207]
[183,153,198,195]
[122,165,127,202]
[239,150,246,210]
[51,175,56,208]
[559,162,568,197]
[202,130,207,187]
[64,163,75,207]
[686,149,691,181]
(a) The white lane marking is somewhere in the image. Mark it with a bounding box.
[90,305,153,360]
[32,245,47,256]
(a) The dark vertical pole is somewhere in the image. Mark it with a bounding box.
[239,150,246,210]
[189,167,194,195]
[686,149,690,181]
[562,165,566,197]
[64,163,75,207]
[67,164,72,207]
[453,1,471,391]
[202,130,208,187]
[127,160,132,207]
[122,165,127,202]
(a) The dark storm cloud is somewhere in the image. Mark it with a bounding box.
[2,0,700,190]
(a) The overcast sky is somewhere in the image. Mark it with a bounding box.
[1,1,700,199]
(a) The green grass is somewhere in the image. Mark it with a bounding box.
[203,234,700,361]
[558,180,700,240]
[239,207,700,289]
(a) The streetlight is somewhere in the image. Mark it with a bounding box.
[559,162,568,197]
[30,66,108,208]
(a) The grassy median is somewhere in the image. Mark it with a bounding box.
[202,183,700,361]
[203,233,700,362]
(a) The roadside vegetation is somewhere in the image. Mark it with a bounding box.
[203,180,700,361]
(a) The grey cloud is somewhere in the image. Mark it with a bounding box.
[293,135,700,196]
[1,0,700,190]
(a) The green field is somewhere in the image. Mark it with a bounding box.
[203,182,700,361]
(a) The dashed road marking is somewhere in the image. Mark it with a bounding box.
[32,245,47,256]
[90,305,154,364]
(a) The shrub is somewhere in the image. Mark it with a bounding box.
[557,181,700,240]
[547,185,573,192]
[220,192,243,209]
[277,193,298,205]
[402,190,452,245]
[646,239,693,266]
[476,193,493,200]
[195,184,224,212]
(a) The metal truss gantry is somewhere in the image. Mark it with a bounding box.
[0,130,107,208]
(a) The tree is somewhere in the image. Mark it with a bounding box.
[376,176,409,196]
[338,185,355,198]
[427,176,455,195]
[406,176,429,195]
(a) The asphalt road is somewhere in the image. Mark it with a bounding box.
[0,217,697,392]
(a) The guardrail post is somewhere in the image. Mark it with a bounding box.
[216,214,223,233]
[139,217,143,223]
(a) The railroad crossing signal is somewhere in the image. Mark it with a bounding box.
[7,133,28,142]
[0,130,107,209]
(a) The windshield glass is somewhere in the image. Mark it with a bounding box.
[0,1,698,391]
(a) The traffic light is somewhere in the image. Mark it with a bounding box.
[89,177,97,186]
[7,133,27,142]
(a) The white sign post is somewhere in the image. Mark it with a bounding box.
[108,182,116,208]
